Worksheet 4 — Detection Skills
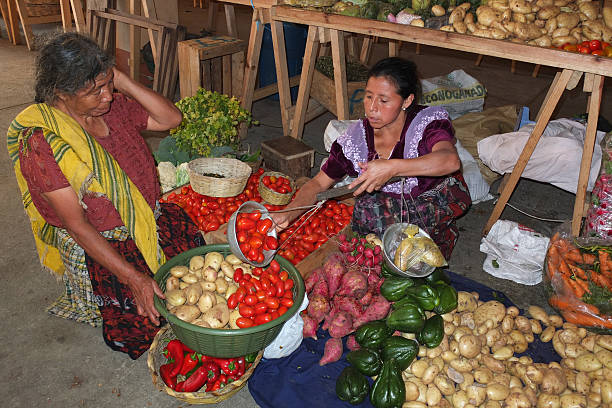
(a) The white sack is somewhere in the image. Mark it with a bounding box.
[263,294,309,359]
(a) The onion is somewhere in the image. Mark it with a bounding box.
[387,13,397,23]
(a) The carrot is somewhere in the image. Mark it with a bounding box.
[558,258,571,276]
[583,253,596,265]
[550,232,561,244]
[549,295,600,315]
[591,272,612,290]
[573,277,590,295]
[560,310,612,329]
[567,263,588,280]
[563,249,584,264]
[546,259,558,279]
[600,251,611,274]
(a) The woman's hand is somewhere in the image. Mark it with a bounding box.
[111,66,129,94]
[349,160,395,196]
[126,271,165,326]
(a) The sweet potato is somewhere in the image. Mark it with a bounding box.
[311,279,330,300]
[336,270,368,299]
[328,311,354,338]
[302,313,319,340]
[346,335,361,351]
[305,267,323,293]
[335,296,365,319]
[358,289,374,306]
[367,271,382,289]
[353,295,391,329]
[319,337,343,366]
[307,294,330,323]
[323,254,346,296]
[322,305,339,331]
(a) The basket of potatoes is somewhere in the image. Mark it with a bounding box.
[154,244,305,357]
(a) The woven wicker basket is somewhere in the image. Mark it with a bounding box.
[188,158,251,197]
[258,171,295,206]
[148,325,263,404]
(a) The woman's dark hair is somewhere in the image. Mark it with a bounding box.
[367,57,420,100]
[34,32,114,104]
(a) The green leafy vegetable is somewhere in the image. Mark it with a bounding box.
[154,136,195,166]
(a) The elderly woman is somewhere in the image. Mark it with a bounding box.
[273,57,471,259]
[7,33,203,359]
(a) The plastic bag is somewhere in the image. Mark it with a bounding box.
[455,140,493,204]
[545,222,612,330]
[479,220,550,285]
[584,132,612,239]
[419,70,486,120]
[263,294,310,359]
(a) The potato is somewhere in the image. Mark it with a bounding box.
[483,354,506,373]
[487,383,510,401]
[215,293,227,305]
[509,0,534,14]
[541,326,555,342]
[410,19,425,27]
[575,352,603,372]
[201,303,230,328]
[493,346,514,360]
[476,6,500,27]
[595,349,612,369]
[541,368,567,394]
[191,318,211,328]
[597,335,612,351]
[184,283,203,305]
[422,365,440,384]
[165,276,180,291]
[202,266,218,282]
[189,255,205,274]
[197,290,216,313]
[577,1,598,21]
[459,335,481,358]
[228,308,241,329]
[559,393,586,408]
[200,281,216,292]
[203,252,223,271]
[452,390,469,408]
[537,5,560,20]
[182,273,199,284]
[537,393,561,408]
[403,402,427,408]
[475,301,506,327]
[225,283,238,299]
[453,22,467,33]
[225,254,242,265]
[170,265,188,278]
[166,289,187,307]
[411,359,429,378]
[514,316,532,333]
[214,277,228,294]
[556,12,580,29]
[220,261,234,279]
[434,375,455,396]
[405,380,420,401]
[601,380,612,404]
[505,390,532,408]
[174,305,201,323]
[431,5,446,16]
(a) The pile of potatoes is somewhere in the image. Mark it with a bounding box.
[436,0,611,48]
[164,252,251,330]
[398,291,612,408]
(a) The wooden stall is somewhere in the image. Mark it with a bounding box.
[269,5,612,237]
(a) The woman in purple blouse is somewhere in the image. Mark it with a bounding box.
[274,57,471,259]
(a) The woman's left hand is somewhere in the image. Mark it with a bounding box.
[349,159,395,196]
[128,271,165,326]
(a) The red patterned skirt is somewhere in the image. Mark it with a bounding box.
[85,203,203,359]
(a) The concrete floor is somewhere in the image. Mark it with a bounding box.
[0,2,610,407]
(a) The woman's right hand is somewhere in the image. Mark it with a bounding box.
[127,271,165,326]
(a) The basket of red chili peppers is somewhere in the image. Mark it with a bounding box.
[148,325,263,404]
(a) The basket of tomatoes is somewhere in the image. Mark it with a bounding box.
[148,325,263,404]
[258,171,295,206]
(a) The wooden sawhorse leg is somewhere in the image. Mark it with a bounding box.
[483,69,603,237]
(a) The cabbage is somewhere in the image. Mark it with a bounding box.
[176,162,190,187]
[411,0,430,12]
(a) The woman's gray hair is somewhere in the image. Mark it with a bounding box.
[34,32,115,104]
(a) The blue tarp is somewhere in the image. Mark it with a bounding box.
[249,270,559,408]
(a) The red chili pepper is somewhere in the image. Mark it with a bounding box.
[202,360,220,384]
[229,356,246,381]
[214,357,239,376]
[206,374,227,392]
[182,365,209,392]
[164,339,184,377]
[179,352,200,376]
[159,363,177,390]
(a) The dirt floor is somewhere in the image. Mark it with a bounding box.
[0,1,609,406]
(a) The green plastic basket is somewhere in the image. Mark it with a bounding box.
[153,244,305,358]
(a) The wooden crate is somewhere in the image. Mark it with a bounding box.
[261,136,315,179]
[310,69,365,120]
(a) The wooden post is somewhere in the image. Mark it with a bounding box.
[224,4,237,37]
[69,0,86,33]
[359,36,373,65]
[270,14,293,135]
[483,69,574,235]
[240,8,265,115]
[389,40,400,57]
[571,74,604,236]
[290,25,319,139]
[330,28,349,120]
[129,0,140,81]
[141,0,158,61]
[59,0,72,31]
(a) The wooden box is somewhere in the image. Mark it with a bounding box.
[261,136,315,179]
[310,69,366,120]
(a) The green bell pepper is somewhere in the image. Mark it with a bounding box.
[417,314,445,348]
[386,303,426,333]
[380,336,419,370]
[381,263,397,279]
[404,284,440,311]
[370,358,405,408]
[432,282,458,315]
[380,276,415,301]
[346,348,383,377]
[336,366,370,405]
[354,320,394,350]
[425,268,451,285]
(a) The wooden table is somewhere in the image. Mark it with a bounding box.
[271,5,612,237]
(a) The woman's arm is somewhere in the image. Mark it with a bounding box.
[43,186,165,325]
[112,67,182,131]
[349,140,461,196]
[270,171,336,229]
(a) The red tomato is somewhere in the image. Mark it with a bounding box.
[252,267,263,277]
[591,49,603,56]
[247,248,259,261]
[235,286,246,302]
[249,236,264,249]
[577,45,590,54]
[237,217,255,231]
[248,210,262,221]
[253,302,267,315]
[237,230,248,244]
[239,304,255,318]
[284,279,294,291]
[269,260,281,274]
[265,236,278,250]
[257,252,265,264]
[251,278,263,292]
[234,267,244,283]
[275,280,285,297]
[236,317,254,329]
[278,306,288,315]
[254,313,272,326]
[244,294,258,306]
[256,218,273,235]
[227,293,239,309]
[265,297,280,310]
[239,242,251,255]
[279,270,288,281]
[255,290,266,302]
[588,40,601,52]
[281,298,294,308]
[260,276,271,291]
